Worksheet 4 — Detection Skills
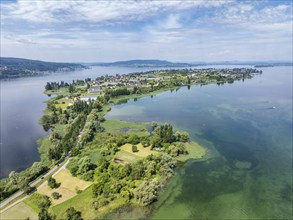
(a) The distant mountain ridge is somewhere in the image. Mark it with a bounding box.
[0,57,86,79]
[92,59,195,67]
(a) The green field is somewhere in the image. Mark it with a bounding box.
[102,120,150,136]
[115,143,159,163]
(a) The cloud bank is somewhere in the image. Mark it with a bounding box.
[1,0,292,62]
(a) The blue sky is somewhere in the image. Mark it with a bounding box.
[1,0,292,62]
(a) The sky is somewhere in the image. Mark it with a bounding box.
[0,0,292,62]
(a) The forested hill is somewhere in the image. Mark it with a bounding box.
[92,59,195,67]
[0,57,86,79]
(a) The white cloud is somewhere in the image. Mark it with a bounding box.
[0,0,292,62]
[1,0,229,24]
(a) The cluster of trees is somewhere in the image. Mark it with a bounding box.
[45,78,92,91]
[67,156,96,181]
[45,81,70,90]
[107,88,130,97]
[134,178,162,206]
[149,123,189,153]
[47,114,87,161]
[90,153,175,207]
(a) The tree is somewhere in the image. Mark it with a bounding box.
[180,132,189,142]
[9,171,18,185]
[38,195,51,209]
[134,178,162,206]
[48,177,60,189]
[45,82,52,90]
[187,76,191,84]
[132,145,138,153]
[66,207,82,220]
[127,134,140,145]
[38,208,55,220]
[52,192,62,200]
[68,85,75,93]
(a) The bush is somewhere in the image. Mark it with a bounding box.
[52,192,62,200]
[48,177,60,189]
[127,134,140,145]
[132,145,138,153]
[92,197,109,210]
[66,207,82,220]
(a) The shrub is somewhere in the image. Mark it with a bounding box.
[132,145,138,153]
[47,177,60,189]
[52,192,62,200]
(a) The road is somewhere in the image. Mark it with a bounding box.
[0,159,70,213]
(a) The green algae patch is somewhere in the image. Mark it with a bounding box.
[234,160,252,169]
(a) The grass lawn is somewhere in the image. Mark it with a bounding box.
[55,103,69,110]
[1,202,38,220]
[38,169,92,206]
[176,141,207,162]
[115,143,159,163]
[102,120,150,137]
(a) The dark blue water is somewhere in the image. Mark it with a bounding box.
[106,66,293,219]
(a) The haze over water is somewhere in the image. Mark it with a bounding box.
[106,66,293,219]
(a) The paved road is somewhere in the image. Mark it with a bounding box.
[0,160,70,213]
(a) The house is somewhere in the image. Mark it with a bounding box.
[88,87,103,93]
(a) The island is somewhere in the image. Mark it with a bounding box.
[0,67,262,219]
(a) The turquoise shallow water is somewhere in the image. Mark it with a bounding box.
[106,66,292,219]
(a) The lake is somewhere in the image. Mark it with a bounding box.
[105,66,292,219]
[0,66,169,178]
[1,65,291,219]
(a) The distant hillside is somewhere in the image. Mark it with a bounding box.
[92,59,195,67]
[0,57,86,79]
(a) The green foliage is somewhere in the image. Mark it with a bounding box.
[108,88,130,97]
[92,197,109,210]
[38,208,55,220]
[24,193,51,214]
[0,162,48,201]
[134,178,162,206]
[66,207,82,220]
[52,192,62,200]
[167,143,188,157]
[132,145,138,152]
[67,156,96,181]
[127,134,140,145]
[48,177,60,189]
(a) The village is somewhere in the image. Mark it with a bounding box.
[45,67,261,105]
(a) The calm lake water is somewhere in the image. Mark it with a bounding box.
[0,66,165,178]
[106,66,293,219]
